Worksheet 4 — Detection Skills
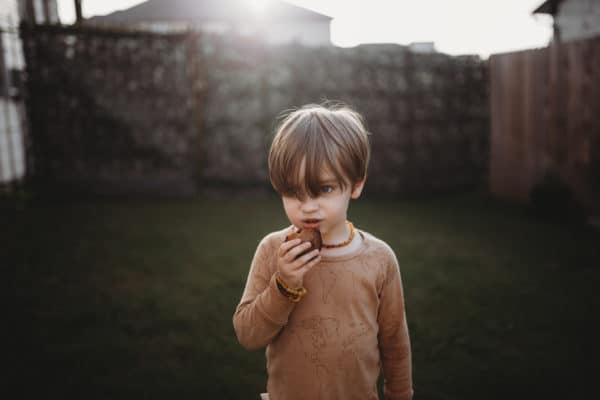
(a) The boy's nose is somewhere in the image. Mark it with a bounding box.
[300,197,319,212]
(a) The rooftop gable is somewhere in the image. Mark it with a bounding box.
[87,0,332,25]
[533,0,565,15]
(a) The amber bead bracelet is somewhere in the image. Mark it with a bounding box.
[275,274,307,303]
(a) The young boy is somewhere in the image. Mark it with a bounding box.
[233,103,413,400]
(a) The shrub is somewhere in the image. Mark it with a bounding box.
[529,170,585,223]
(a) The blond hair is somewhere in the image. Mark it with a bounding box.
[268,103,370,199]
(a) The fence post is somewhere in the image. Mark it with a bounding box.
[74,0,83,25]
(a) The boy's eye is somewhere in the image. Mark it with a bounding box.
[320,185,334,194]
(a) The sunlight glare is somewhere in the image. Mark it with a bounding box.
[243,0,271,14]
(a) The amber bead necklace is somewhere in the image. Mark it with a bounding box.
[322,221,355,249]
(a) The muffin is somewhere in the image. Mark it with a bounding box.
[285,228,323,256]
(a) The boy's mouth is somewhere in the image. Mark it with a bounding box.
[301,219,323,229]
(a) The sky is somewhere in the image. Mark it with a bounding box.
[56,0,554,58]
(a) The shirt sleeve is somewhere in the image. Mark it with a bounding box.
[377,250,414,400]
[232,234,296,350]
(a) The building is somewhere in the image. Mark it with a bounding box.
[18,0,60,25]
[534,0,600,42]
[0,0,59,185]
[86,0,333,47]
[408,42,436,54]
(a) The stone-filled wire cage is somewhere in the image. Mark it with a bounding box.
[21,24,489,198]
[21,24,200,196]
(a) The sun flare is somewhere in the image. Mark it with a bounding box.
[243,0,271,14]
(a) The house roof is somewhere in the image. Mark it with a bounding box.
[87,0,332,25]
[533,0,564,15]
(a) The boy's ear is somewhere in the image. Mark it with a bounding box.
[351,178,366,199]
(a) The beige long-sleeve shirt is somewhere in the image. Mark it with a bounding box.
[233,227,413,400]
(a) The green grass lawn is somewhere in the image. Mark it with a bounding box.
[3,191,599,399]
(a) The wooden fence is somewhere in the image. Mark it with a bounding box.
[489,35,600,216]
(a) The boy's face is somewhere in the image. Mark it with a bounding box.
[281,161,364,240]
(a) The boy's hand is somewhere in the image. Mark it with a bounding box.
[277,238,321,288]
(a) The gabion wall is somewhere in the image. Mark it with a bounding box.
[22,25,488,197]
[22,25,199,196]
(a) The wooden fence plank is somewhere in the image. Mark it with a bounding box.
[490,36,600,216]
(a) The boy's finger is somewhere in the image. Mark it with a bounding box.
[284,241,312,262]
[279,238,302,257]
[292,249,320,269]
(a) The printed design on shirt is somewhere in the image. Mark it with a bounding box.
[295,316,340,363]
[291,315,373,400]
[317,267,337,304]
[288,316,338,399]
[342,321,369,348]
